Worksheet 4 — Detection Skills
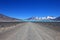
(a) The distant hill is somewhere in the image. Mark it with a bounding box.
[55,16,60,20]
[27,16,36,20]
[0,14,22,22]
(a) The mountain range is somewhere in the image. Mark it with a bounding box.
[0,13,60,22]
[27,16,56,20]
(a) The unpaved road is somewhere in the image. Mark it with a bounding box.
[0,22,60,40]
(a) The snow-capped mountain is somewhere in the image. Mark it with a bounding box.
[43,16,56,19]
[27,16,56,20]
[27,16,41,20]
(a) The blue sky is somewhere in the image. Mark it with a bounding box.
[0,0,60,19]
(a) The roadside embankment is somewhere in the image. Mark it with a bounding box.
[0,22,23,33]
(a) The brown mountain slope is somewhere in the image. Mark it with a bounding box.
[0,14,22,22]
